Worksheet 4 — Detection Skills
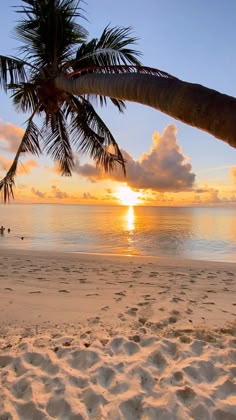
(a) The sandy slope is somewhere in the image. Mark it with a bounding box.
[0,249,236,419]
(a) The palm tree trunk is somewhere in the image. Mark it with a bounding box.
[55,73,236,147]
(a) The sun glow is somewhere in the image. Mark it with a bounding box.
[126,205,135,231]
[116,186,140,206]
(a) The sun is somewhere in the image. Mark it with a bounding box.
[116,186,140,206]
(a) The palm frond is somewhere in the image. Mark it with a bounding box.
[0,55,27,91]
[0,119,41,202]
[74,26,141,68]
[9,82,39,113]
[69,64,178,79]
[109,97,126,113]
[72,25,141,111]
[65,96,126,174]
[15,0,88,69]
[20,120,41,155]
[43,110,74,176]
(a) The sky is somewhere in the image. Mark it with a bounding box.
[0,0,236,205]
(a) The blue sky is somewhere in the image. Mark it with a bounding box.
[0,0,236,204]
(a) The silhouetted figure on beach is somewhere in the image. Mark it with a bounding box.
[7,228,10,233]
[0,226,5,234]
[21,237,24,240]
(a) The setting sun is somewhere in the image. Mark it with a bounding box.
[116,186,141,206]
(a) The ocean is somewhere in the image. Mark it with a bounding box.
[0,204,236,262]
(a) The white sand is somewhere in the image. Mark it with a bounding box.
[0,249,236,419]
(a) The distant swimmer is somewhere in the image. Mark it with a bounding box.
[21,237,24,240]
[7,228,10,233]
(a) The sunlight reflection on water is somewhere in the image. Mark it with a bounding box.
[126,206,135,232]
[0,204,236,262]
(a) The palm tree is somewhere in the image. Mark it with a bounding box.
[1,0,236,201]
[0,0,142,200]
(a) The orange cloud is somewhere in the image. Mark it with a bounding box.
[74,125,195,192]
[0,155,12,171]
[0,155,39,175]
[0,119,24,153]
[81,192,98,200]
[17,159,39,175]
[31,187,46,198]
[50,185,70,199]
[31,185,74,200]
[230,166,236,183]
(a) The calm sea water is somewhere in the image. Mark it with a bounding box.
[0,204,236,262]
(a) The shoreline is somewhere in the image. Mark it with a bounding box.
[1,245,236,267]
[0,248,236,418]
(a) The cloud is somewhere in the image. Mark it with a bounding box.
[31,185,74,200]
[195,188,209,193]
[0,120,24,153]
[73,125,195,192]
[82,192,98,200]
[0,155,39,174]
[74,163,99,183]
[50,185,70,199]
[17,159,39,174]
[0,155,12,171]
[207,189,220,203]
[230,166,236,183]
[192,187,220,204]
[31,187,46,198]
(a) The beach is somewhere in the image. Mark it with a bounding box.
[0,249,236,419]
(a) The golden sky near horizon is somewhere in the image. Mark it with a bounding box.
[1,119,236,206]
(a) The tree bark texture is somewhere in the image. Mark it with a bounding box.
[55,73,236,147]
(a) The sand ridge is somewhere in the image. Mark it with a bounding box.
[0,249,236,419]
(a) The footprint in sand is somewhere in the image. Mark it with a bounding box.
[202,302,215,305]
[115,291,126,297]
[29,291,42,294]
[88,316,100,324]
[125,307,138,316]
[149,271,159,277]
[172,297,185,303]
[58,289,70,293]
[171,310,180,316]
[118,313,126,322]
